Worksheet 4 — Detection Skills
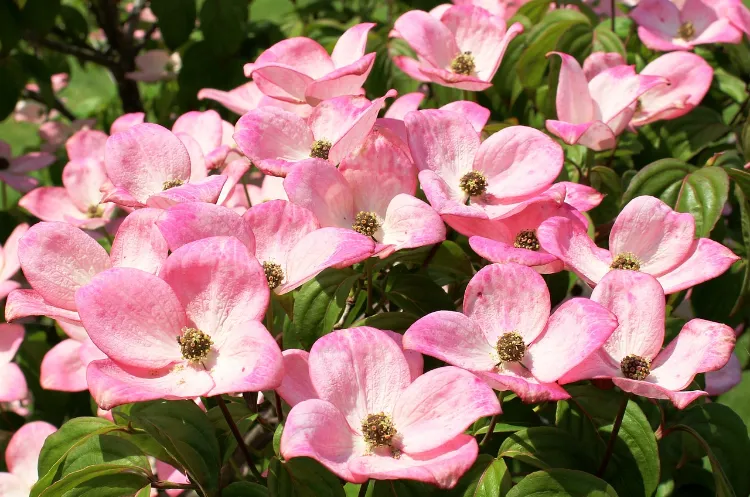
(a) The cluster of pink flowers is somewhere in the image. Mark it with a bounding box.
[0,0,746,490]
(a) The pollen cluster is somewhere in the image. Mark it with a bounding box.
[620,354,651,380]
[496,331,526,363]
[263,261,284,289]
[352,211,380,237]
[678,22,695,40]
[162,178,185,190]
[514,229,540,251]
[362,413,397,449]
[310,139,332,160]
[459,171,487,197]
[177,327,213,363]
[610,252,641,271]
[450,51,476,75]
[86,204,105,218]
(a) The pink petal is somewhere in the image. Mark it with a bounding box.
[380,194,446,253]
[62,158,110,212]
[583,52,626,81]
[0,281,20,302]
[18,222,111,311]
[75,267,185,369]
[172,110,223,157]
[549,52,595,123]
[216,158,251,206]
[280,399,363,483]
[0,223,29,282]
[6,421,57,487]
[86,359,214,410]
[145,174,227,208]
[18,187,85,223]
[156,202,254,252]
[656,238,739,294]
[469,237,562,273]
[477,366,571,402]
[9,152,56,173]
[705,353,742,396]
[0,363,28,403]
[590,66,666,126]
[4,289,80,324]
[198,82,264,115]
[385,92,425,119]
[105,123,192,204]
[393,10,459,69]
[0,473,30,497]
[381,330,424,381]
[612,377,708,409]
[440,101,490,133]
[276,350,317,407]
[545,119,618,151]
[65,129,107,161]
[110,208,168,274]
[308,327,412,430]
[0,171,38,193]
[463,263,551,346]
[175,133,207,181]
[283,160,354,228]
[0,323,24,364]
[558,182,604,211]
[40,339,87,392]
[110,112,145,135]
[392,55,432,82]
[331,23,375,68]
[631,0,682,49]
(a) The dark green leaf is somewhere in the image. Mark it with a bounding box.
[674,167,730,237]
[150,0,197,50]
[662,107,731,161]
[370,480,437,496]
[515,0,553,24]
[718,371,750,437]
[498,426,598,472]
[0,1,22,54]
[384,272,454,315]
[21,0,61,35]
[445,455,511,497]
[506,469,619,497]
[206,400,258,463]
[58,5,89,41]
[268,457,346,497]
[622,159,696,206]
[352,311,420,332]
[199,0,248,56]
[0,57,25,121]
[40,467,150,497]
[224,481,270,496]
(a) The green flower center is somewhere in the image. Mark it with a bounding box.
[310,139,332,160]
[678,22,695,40]
[162,178,185,190]
[352,211,380,237]
[450,51,476,75]
[496,331,526,363]
[177,327,213,363]
[610,252,641,271]
[263,261,284,290]
[620,354,651,380]
[459,171,487,197]
[514,230,540,251]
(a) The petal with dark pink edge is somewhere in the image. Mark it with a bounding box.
[612,378,707,409]
[110,112,145,135]
[630,0,682,50]
[650,318,736,391]
[86,359,214,410]
[280,399,364,483]
[66,129,107,162]
[404,311,497,371]
[392,55,432,82]
[0,323,23,366]
[393,10,459,69]
[349,434,478,489]
[558,182,604,211]
[440,101,490,134]
[99,184,142,208]
[468,237,561,273]
[477,366,571,403]
[105,123,191,204]
[283,160,354,228]
[216,158,251,206]
[4,289,80,323]
[537,216,612,286]
[146,175,227,209]
[524,298,617,383]
[18,222,110,310]
[278,228,375,294]
[690,18,742,46]
[276,350,317,407]
[545,119,617,151]
[308,327,411,430]
[548,52,595,123]
[305,56,377,107]
[583,52,626,81]
[418,170,479,218]
[75,267,185,369]
[609,196,695,276]
[404,69,494,93]
[0,223,28,281]
[380,194,446,254]
[62,158,109,211]
[394,367,500,453]
[110,208,168,275]
[656,238,739,294]
[385,92,425,119]
[252,65,314,104]
[198,82,263,116]
[206,319,283,395]
[160,237,268,333]
[705,353,742,396]
[40,339,87,392]
[588,65,666,126]
[6,421,57,487]
[156,203,254,252]
[590,270,665,362]
[172,110,223,156]
[463,263,550,346]
[18,187,84,223]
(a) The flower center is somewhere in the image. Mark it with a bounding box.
[496,331,526,363]
[86,204,104,218]
[310,139,332,160]
[450,51,475,75]
[177,327,213,363]
[0,157,10,171]
[162,178,185,190]
[263,261,284,290]
[678,22,695,40]
[362,413,397,449]
[514,229,540,251]
[620,354,651,380]
[352,211,380,237]
[459,171,487,197]
[610,252,641,271]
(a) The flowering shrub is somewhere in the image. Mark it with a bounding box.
[1,0,750,496]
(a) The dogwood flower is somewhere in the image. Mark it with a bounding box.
[110,112,146,135]
[0,224,28,302]
[0,141,56,193]
[0,421,57,497]
[537,195,739,294]
[435,0,532,20]
[234,91,395,176]
[198,81,313,118]
[391,5,523,91]
[245,23,376,105]
[172,110,233,170]
[281,326,501,488]
[545,52,665,151]
[559,270,735,408]
[283,129,446,257]
[0,324,27,403]
[77,236,283,409]
[404,263,618,402]
[126,49,181,82]
[40,320,106,392]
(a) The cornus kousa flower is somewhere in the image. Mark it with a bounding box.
[244,23,376,105]
[404,109,564,226]
[537,195,740,294]
[545,52,666,151]
[391,5,523,91]
[234,91,396,177]
[0,140,56,193]
[404,263,618,403]
[110,112,146,135]
[280,326,501,488]
[101,123,227,208]
[198,81,313,118]
[283,129,446,257]
[0,324,27,403]
[172,110,233,170]
[40,319,105,392]
[631,0,743,51]
[126,49,181,81]
[0,224,28,301]
[559,271,736,409]
[432,0,532,21]
[76,236,283,409]
[0,422,57,497]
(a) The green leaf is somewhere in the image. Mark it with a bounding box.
[426,240,474,283]
[150,0,197,50]
[293,268,360,349]
[0,57,25,121]
[273,423,283,456]
[206,400,258,464]
[40,467,150,497]
[674,167,730,237]
[58,5,89,41]
[268,457,346,497]
[589,165,623,224]
[727,167,750,199]
[662,107,731,161]
[506,469,619,497]
[21,0,61,35]
[0,1,22,54]
[384,272,454,315]
[593,23,626,56]
[622,159,696,206]
[718,371,750,437]
[129,400,221,497]
[370,480,437,496]
[199,0,248,56]
[224,481,270,496]
[498,426,598,472]
[352,311,420,332]
[515,0,553,24]
[729,182,750,316]
[444,454,512,497]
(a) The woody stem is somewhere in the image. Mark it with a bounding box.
[597,393,629,476]
[216,396,264,482]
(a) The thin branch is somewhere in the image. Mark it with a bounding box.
[597,394,629,477]
[479,415,498,446]
[22,89,76,122]
[151,481,195,490]
[216,396,265,482]
[29,36,115,67]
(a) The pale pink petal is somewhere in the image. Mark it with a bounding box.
[40,339,87,392]
[110,112,145,135]
[0,223,29,282]
[583,52,626,81]
[0,171,38,193]
[4,289,81,323]
[549,52,595,123]
[631,0,682,50]
[331,23,375,68]
[156,202,254,252]
[63,158,109,211]
[0,471,28,497]
[656,238,739,294]
[0,281,20,302]
[65,129,107,161]
[545,119,618,151]
[381,330,424,381]
[380,194,446,254]
[385,92,425,119]
[198,82,263,115]
[392,55,432,82]
[0,323,24,364]
[175,133,207,181]
[18,187,84,223]
[0,363,28,403]
[477,366,571,402]
[558,182,604,211]
[6,421,57,487]
[440,101,490,133]
[110,208,168,274]
[56,319,88,342]
[469,237,562,273]
[145,174,227,208]
[612,377,708,409]
[172,110,223,157]
[705,353,742,395]
[75,268,185,369]
[393,10,459,69]
[216,158,251,206]
[283,160,354,228]
[276,350,317,407]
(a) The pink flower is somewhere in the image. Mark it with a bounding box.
[631,0,743,51]
[283,129,446,257]
[172,110,233,170]
[0,224,28,302]
[545,52,665,151]
[101,123,227,208]
[234,91,395,177]
[198,81,313,118]
[244,23,376,105]
[280,326,501,488]
[405,109,564,226]
[715,0,750,36]
[404,263,618,403]
[39,119,97,153]
[0,140,56,193]
[0,324,27,403]
[110,112,146,135]
[40,320,106,392]
[0,421,57,497]
[450,0,531,20]
[559,270,736,408]
[537,195,740,294]
[77,236,283,409]
[126,49,181,82]
[156,460,190,497]
[391,5,523,91]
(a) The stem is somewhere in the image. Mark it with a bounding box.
[1,181,7,211]
[365,259,374,316]
[610,0,616,31]
[358,482,369,497]
[22,89,76,122]
[480,415,498,447]
[597,394,629,477]
[241,175,253,209]
[216,396,264,482]
[420,242,442,270]
[243,391,258,414]
[152,481,195,490]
